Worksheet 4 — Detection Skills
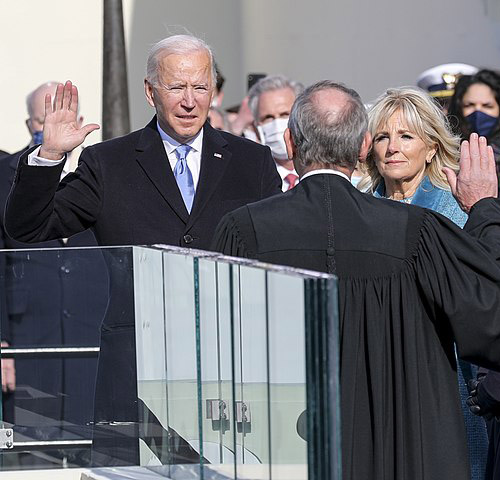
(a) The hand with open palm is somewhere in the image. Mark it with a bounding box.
[443,133,498,213]
[39,81,100,161]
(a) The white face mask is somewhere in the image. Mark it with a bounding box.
[257,117,289,160]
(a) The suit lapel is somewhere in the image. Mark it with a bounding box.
[135,118,189,224]
[187,123,232,228]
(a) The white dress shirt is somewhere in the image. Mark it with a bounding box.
[27,145,83,180]
[157,122,203,191]
[276,163,299,192]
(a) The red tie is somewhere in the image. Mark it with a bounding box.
[285,173,298,190]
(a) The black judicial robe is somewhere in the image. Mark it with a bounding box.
[212,173,500,480]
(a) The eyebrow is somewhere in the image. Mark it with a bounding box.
[376,128,413,135]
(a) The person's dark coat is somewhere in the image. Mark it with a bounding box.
[212,172,500,480]
[4,119,282,465]
[0,151,108,461]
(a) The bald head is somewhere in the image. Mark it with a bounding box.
[310,88,351,120]
[25,82,59,140]
[27,82,58,120]
[287,80,368,173]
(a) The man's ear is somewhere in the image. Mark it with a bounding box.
[284,127,296,160]
[358,131,372,163]
[25,118,33,135]
[144,79,155,108]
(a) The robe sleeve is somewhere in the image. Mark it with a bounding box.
[210,206,258,258]
[464,197,500,261]
[414,199,500,368]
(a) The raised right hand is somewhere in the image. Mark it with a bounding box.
[443,133,498,213]
[39,81,100,161]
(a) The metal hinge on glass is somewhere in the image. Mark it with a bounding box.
[206,399,228,421]
[0,429,13,449]
[235,401,251,425]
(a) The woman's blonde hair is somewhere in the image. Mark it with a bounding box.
[358,87,461,193]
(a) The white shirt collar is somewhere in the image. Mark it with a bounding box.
[300,168,350,182]
[156,121,204,154]
[275,163,298,180]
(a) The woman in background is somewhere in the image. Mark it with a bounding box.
[448,69,500,185]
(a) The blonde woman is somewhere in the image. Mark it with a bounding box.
[360,86,488,480]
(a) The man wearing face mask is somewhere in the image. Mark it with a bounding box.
[248,75,304,191]
[0,81,107,467]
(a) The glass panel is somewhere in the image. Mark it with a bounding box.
[0,245,338,480]
[133,246,168,467]
[0,246,136,470]
[198,257,234,477]
[216,260,237,478]
[237,265,270,479]
[160,250,201,467]
[267,271,307,480]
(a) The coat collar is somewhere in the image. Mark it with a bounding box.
[187,122,232,228]
[374,176,441,210]
[135,117,231,226]
[135,117,190,223]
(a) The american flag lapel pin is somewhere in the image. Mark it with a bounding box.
[214,152,222,158]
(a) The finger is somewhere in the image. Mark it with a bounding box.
[62,81,72,110]
[6,364,15,391]
[44,93,53,116]
[479,136,489,169]
[466,396,477,407]
[459,140,471,175]
[80,123,101,138]
[55,83,65,110]
[69,85,79,113]
[469,133,480,168]
[488,145,496,174]
[488,146,499,198]
[442,167,457,195]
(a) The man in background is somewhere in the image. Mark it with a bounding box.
[248,75,304,191]
[213,80,500,479]
[0,81,108,467]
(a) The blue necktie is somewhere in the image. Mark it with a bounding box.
[174,144,195,213]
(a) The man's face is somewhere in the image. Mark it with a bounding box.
[256,87,296,125]
[145,50,214,143]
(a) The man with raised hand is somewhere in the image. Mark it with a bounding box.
[5,34,281,466]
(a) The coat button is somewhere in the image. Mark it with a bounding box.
[183,234,194,244]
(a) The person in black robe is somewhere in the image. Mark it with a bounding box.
[211,80,500,480]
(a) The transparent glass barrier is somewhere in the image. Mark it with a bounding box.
[0,245,338,480]
[0,246,119,470]
[267,271,307,479]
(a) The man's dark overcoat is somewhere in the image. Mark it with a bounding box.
[0,151,108,462]
[4,119,282,464]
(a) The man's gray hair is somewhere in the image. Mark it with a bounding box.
[146,34,216,88]
[288,80,367,170]
[248,74,304,121]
